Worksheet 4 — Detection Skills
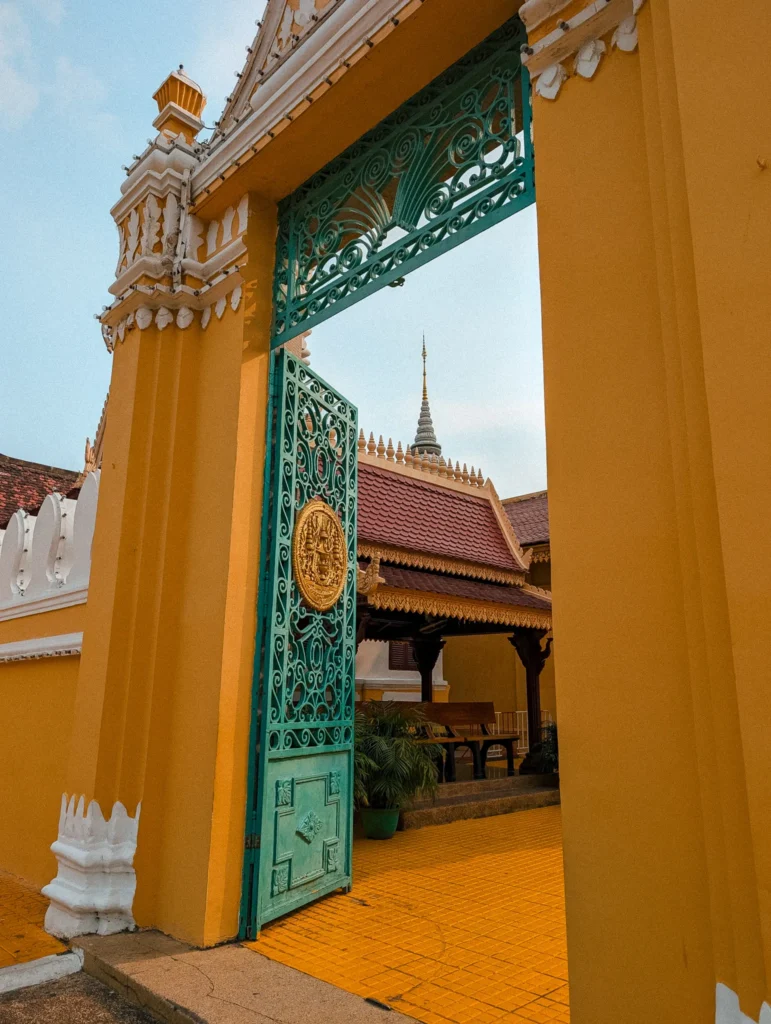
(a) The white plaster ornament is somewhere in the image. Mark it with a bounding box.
[215,296,227,319]
[136,306,153,330]
[155,306,173,330]
[230,286,242,311]
[176,306,194,329]
[612,16,638,52]
[43,795,141,939]
[536,63,568,100]
[715,983,771,1024]
[201,305,212,329]
[574,38,606,79]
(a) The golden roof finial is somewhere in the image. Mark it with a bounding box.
[152,65,206,142]
[422,332,428,401]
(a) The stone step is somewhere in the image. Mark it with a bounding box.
[400,786,560,830]
[407,773,557,807]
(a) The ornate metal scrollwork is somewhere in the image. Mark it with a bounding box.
[272,15,534,344]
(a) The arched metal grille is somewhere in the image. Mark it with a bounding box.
[271,15,534,345]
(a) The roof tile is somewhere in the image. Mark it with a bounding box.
[358,463,521,572]
[0,454,79,529]
[503,491,549,545]
[378,563,551,610]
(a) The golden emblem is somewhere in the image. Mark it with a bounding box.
[292,499,347,611]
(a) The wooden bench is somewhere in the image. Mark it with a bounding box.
[414,702,519,782]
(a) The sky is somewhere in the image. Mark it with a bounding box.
[0,0,546,499]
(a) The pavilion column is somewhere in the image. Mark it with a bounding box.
[411,637,445,702]
[508,628,552,753]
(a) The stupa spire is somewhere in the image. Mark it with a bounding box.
[411,334,442,458]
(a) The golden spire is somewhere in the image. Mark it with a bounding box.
[412,334,441,458]
[422,333,428,401]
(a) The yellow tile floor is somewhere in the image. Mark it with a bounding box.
[0,870,66,969]
[247,804,569,1024]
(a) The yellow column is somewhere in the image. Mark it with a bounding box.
[528,1,769,1020]
[61,75,278,944]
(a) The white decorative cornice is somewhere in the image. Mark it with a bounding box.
[0,632,83,663]
[0,587,88,623]
[192,0,420,201]
[104,277,243,349]
[521,0,646,100]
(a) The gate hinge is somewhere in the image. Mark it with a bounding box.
[245,834,261,850]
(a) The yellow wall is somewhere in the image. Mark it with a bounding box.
[444,634,556,724]
[534,2,770,1020]
[29,3,767,1019]
[0,654,79,886]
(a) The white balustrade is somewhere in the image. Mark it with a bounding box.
[0,471,100,620]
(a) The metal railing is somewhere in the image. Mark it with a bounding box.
[490,709,553,756]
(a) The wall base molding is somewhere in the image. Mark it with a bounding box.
[43,795,140,940]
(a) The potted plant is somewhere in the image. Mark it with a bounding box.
[354,701,441,839]
[519,720,559,778]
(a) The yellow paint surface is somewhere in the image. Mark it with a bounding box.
[248,806,568,1024]
[0,657,78,887]
[444,635,557,726]
[0,870,66,968]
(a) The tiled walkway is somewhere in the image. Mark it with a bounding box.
[0,871,66,969]
[248,804,569,1024]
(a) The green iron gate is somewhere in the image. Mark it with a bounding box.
[240,348,358,937]
[242,13,533,937]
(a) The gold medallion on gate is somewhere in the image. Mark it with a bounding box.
[292,499,347,611]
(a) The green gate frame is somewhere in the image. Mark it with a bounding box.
[271,14,534,346]
[240,349,358,938]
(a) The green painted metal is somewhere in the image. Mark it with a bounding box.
[271,15,534,346]
[240,348,358,938]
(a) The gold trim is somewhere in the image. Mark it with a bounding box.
[486,479,532,572]
[528,544,551,564]
[357,543,525,585]
[367,586,552,630]
[292,499,347,611]
[357,555,385,596]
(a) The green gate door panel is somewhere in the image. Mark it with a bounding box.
[271,14,533,346]
[241,348,357,938]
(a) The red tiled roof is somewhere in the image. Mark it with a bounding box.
[0,454,79,529]
[377,563,551,610]
[358,462,522,573]
[503,491,549,546]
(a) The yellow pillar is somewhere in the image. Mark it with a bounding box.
[527,1,770,1020]
[59,71,278,944]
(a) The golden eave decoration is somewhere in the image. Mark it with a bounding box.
[292,499,347,611]
[357,543,526,586]
[366,587,552,631]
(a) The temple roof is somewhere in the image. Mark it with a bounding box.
[502,490,549,546]
[377,563,550,610]
[359,462,526,577]
[0,454,79,530]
